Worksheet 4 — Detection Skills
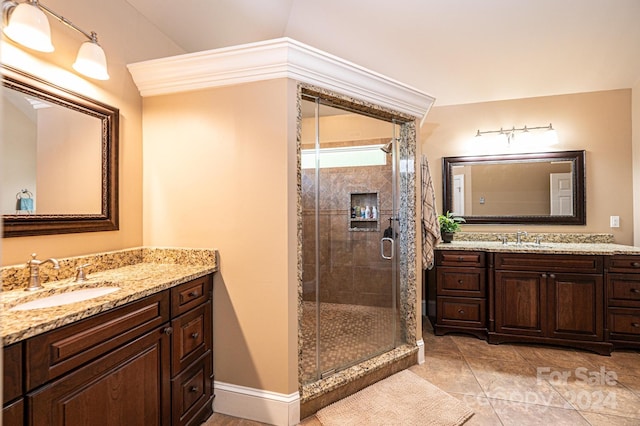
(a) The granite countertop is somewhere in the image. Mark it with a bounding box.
[1,247,217,345]
[436,241,640,255]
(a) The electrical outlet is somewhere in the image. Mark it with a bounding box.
[610,216,620,228]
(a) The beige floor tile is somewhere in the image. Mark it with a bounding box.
[617,374,640,397]
[448,393,503,426]
[410,357,485,396]
[202,413,270,425]
[489,399,590,426]
[422,332,464,357]
[579,411,640,426]
[549,376,640,419]
[513,344,601,371]
[466,357,570,408]
[451,335,525,362]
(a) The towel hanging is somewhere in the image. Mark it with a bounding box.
[16,189,34,213]
[421,155,440,270]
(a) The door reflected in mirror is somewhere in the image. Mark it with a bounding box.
[443,150,585,225]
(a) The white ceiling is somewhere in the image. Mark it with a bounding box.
[124,0,640,106]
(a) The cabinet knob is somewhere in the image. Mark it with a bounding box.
[163,327,173,335]
[191,332,199,339]
[189,291,199,298]
[631,288,640,294]
[190,386,199,393]
[541,273,547,278]
[632,323,640,328]
[549,274,556,279]
[458,309,465,315]
[458,279,464,284]
[632,262,640,268]
[457,257,464,261]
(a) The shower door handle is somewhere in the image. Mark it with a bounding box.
[381,237,394,260]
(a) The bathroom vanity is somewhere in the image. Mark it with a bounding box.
[431,241,640,355]
[1,248,217,426]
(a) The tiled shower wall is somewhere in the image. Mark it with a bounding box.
[302,144,394,307]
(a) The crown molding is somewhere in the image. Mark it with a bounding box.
[127,37,434,119]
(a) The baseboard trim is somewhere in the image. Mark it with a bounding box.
[417,339,425,364]
[214,381,300,426]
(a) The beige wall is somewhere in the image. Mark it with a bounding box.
[422,89,634,245]
[141,79,299,395]
[633,82,640,246]
[1,0,183,266]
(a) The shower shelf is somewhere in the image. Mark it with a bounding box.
[349,191,379,232]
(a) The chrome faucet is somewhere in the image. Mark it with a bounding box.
[26,253,60,291]
[516,230,528,245]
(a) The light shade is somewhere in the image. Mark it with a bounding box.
[3,2,54,52]
[72,40,109,80]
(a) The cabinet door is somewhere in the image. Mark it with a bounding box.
[494,271,546,337]
[547,273,603,341]
[28,327,171,426]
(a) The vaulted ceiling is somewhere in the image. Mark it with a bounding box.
[124,0,640,106]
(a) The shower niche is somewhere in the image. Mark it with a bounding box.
[349,192,379,231]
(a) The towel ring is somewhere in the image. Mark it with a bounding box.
[16,189,33,200]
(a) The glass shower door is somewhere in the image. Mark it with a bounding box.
[300,96,399,383]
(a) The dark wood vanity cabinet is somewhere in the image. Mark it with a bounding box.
[434,250,487,338]
[431,250,634,355]
[605,256,640,349]
[3,343,23,426]
[491,253,609,354]
[3,274,214,426]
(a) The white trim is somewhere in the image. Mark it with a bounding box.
[417,339,425,364]
[127,37,435,119]
[214,381,300,426]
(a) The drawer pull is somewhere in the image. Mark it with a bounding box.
[163,327,173,335]
[632,323,640,328]
[190,386,199,393]
[458,280,464,284]
[458,309,465,315]
[632,262,640,268]
[191,332,200,339]
[541,273,547,278]
[188,291,200,298]
[631,289,640,294]
[457,257,464,261]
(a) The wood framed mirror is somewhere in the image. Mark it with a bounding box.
[2,65,119,237]
[442,150,585,225]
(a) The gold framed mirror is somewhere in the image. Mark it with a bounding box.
[1,65,119,237]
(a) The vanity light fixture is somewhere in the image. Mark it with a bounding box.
[475,123,558,146]
[2,0,109,80]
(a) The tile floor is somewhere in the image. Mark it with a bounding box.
[204,319,640,425]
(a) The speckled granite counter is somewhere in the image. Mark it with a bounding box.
[436,241,640,255]
[1,247,218,345]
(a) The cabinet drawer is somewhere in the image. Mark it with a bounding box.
[172,275,212,317]
[172,302,212,375]
[606,255,640,273]
[437,268,486,297]
[436,251,485,268]
[172,351,213,426]
[495,253,603,274]
[608,308,640,336]
[3,343,22,405]
[26,292,169,391]
[607,274,640,307]
[2,398,23,426]
[437,297,486,328]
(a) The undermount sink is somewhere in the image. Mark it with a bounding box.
[9,287,120,311]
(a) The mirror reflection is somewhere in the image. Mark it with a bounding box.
[2,87,103,215]
[443,150,585,225]
[1,65,119,237]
